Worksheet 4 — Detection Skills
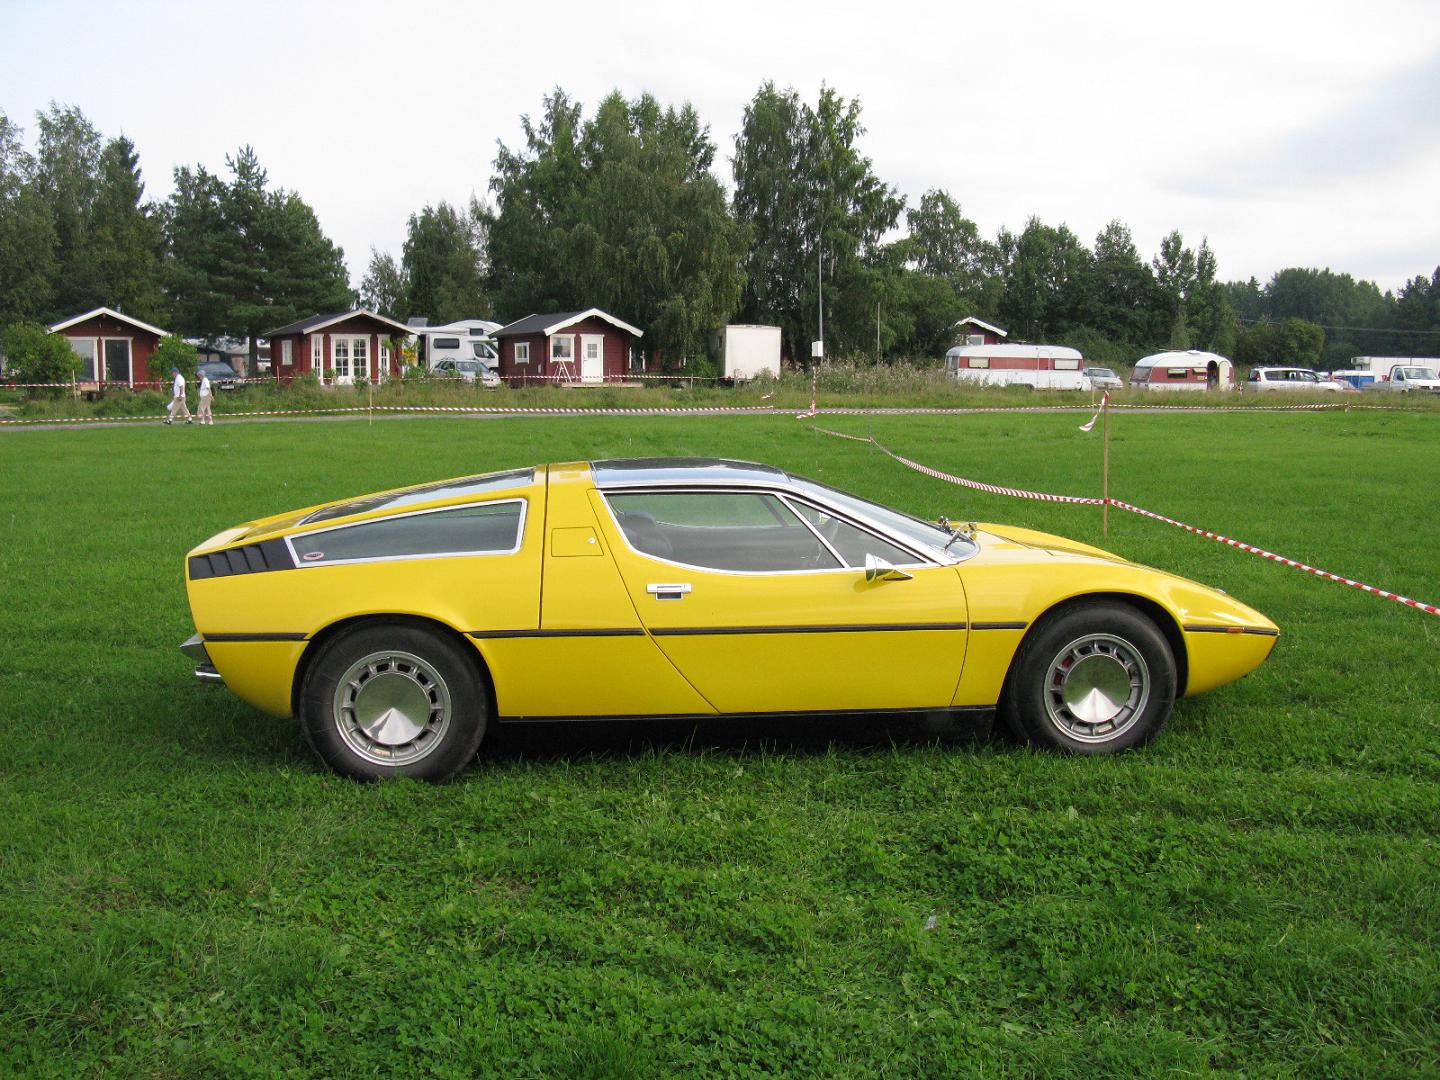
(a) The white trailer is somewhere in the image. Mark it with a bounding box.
[1130,350,1235,391]
[944,343,1090,390]
[721,325,781,380]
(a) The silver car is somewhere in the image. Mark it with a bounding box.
[1245,367,1349,392]
[1084,366,1123,390]
[433,359,500,388]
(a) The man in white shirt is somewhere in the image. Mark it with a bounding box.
[165,366,193,425]
[196,370,214,425]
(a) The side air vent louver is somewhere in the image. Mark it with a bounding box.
[188,538,295,580]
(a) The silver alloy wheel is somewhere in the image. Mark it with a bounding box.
[332,649,452,766]
[1042,632,1151,743]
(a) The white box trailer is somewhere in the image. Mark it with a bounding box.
[722,325,781,380]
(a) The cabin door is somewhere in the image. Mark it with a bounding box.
[580,335,604,383]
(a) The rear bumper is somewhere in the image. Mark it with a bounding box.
[180,633,224,684]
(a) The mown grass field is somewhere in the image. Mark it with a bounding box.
[2,408,1437,1078]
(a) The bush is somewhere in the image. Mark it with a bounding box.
[95,389,166,417]
[1063,327,1131,370]
[151,335,199,383]
[2,322,80,392]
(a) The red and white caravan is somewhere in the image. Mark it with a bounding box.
[944,344,1090,390]
[1130,350,1235,391]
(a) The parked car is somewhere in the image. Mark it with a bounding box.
[180,458,1278,781]
[433,358,500,388]
[1244,367,1349,392]
[197,359,242,390]
[1329,370,1377,390]
[1084,366,1123,390]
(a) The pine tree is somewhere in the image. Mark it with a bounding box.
[163,146,351,363]
[90,135,164,322]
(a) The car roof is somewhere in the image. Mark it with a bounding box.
[590,457,794,489]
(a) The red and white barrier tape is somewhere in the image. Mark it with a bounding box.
[1109,498,1440,617]
[2,396,1433,426]
[0,404,783,425]
[806,425,1440,619]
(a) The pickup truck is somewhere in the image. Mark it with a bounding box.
[1363,364,1440,394]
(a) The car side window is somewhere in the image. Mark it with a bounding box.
[606,492,841,572]
[790,502,920,567]
[290,501,524,565]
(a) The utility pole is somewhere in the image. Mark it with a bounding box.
[817,244,823,365]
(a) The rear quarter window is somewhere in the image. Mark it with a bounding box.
[290,501,524,565]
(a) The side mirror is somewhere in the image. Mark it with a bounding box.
[864,553,913,583]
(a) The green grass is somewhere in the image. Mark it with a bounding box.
[2,411,1438,1077]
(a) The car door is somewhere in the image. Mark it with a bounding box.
[592,487,969,714]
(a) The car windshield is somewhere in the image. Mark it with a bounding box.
[1398,367,1437,379]
[1087,368,1116,378]
[785,475,967,561]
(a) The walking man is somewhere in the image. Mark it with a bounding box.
[165,366,193,425]
[196,369,214,425]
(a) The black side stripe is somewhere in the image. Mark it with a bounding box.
[650,623,968,637]
[469,628,647,639]
[1182,625,1279,636]
[203,632,308,642]
[970,621,1028,631]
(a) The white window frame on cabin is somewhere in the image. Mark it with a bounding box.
[514,341,530,365]
[67,337,99,381]
[281,339,294,366]
[311,334,323,368]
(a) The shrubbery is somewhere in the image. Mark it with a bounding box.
[2,322,79,392]
[151,335,199,381]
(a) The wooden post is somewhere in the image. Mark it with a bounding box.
[1102,393,1110,537]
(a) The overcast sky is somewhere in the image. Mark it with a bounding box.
[3,0,1437,293]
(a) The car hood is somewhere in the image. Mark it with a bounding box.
[972,522,1128,562]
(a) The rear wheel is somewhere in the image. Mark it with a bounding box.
[299,623,487,781]
[1001,603,1175,753]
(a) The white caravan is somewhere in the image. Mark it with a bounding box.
[944,344,1090,390]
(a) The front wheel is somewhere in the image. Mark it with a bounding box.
[299,623,487,781]
[1001,603,1176,753]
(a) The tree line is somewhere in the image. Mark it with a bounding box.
[4,92,1438,376]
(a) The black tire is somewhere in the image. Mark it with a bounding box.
[299,623,487,781]
[1000,603,1175,754]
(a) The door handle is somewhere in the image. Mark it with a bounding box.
[646,583,692,601]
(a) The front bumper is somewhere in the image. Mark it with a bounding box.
[180,633,224,684]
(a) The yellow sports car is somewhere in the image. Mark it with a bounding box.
[181,458,1278,781]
